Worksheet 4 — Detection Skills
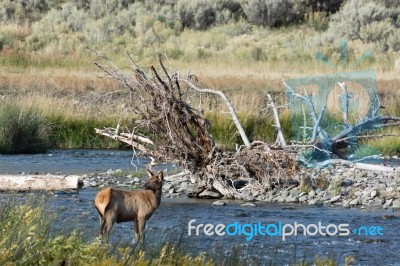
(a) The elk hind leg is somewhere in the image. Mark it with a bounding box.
[101,216,114,242]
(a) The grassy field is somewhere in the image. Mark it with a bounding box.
[0,3,399,154]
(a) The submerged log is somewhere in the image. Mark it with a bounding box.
[0,175,81,191]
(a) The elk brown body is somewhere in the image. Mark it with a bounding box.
[94,170,163,242]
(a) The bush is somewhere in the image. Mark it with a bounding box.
[327,0,400,51]
[0,103,50,154]
[177,0,243,30]
[242,0,305,27]
[0,197,118,265]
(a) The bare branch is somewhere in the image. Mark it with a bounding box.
[180,79,251,147]
[266,94,286,147]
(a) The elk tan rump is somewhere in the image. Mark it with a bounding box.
[95,187,111,215]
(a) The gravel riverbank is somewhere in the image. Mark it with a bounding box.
[81,165,400,210]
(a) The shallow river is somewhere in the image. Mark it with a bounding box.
[1,149,399,265]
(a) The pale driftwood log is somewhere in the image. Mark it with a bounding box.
[337,82,350,127]
[267,93,287,147]
[181,79,251,148]
[0,175,80,191]
[315,159,396,172]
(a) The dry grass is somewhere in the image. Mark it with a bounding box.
[0,22,399,152]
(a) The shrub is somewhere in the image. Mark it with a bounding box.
[327,0,400,51]
[0,103,50,154]
[242,0,305,27]
[177,0,243,30]
[302,0,344,14]
[0,0,58,23]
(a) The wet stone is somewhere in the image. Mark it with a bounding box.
[212,200,226,206]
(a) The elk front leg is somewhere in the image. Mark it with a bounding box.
[137,218,147,244]
[134,219,140,243]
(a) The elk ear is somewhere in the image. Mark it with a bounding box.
[157,171,164,182]
[147,169,154,178]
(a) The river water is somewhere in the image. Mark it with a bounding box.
[1,149,399,265]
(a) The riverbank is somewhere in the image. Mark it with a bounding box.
[79,161,400,211]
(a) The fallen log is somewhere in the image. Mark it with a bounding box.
[0,175,81,191]
[314,159,397,172]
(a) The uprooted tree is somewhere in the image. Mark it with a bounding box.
[94,55,399,199]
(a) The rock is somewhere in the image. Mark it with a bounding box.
[383,199,393,208]
[276,196,285,203]
[281,190,289,198]
[240,190,251,198]
[354,191,362,197]
[381,215,395,220]
[106,169,114,175]
[386,187,394,193]
[322,193,333,201]
[299,192,306,197]
[392,199,400,209]
[199,190,221,199]
[241,203,256,207]
[341,179,353,187]
[256,195,265,201]
[290,189,301,197]
[133,177,141,183]
[286,196,299,203]
[115,169,122,173]
[349,198,360,206]
[168,188,175,194]
[299,195,308,203]
[308,199,322,206]
[162,183,172,192]
[186,184,195,193]
[396,167,400,178]
[371,190,378,198]
[212,200,226,206]
[264,196,273,202]
[329,195,341,203]
[342,201,350,208]
[308,190,316,198]
[243,196,255,202]
[176,181,188,193]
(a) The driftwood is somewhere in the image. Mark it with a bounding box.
[94,56,298,198]
[313,159,396,172]
[266,93,287,147]
[283,80,400,165]
[93,55,398,198]
[0,175,81,191]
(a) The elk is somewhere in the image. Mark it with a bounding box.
[94,170,164,242]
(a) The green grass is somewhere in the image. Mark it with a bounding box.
[206,112,291,149]
[0,103,50,154]
[47,114,121,149]
[0,102,121,154]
